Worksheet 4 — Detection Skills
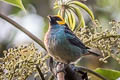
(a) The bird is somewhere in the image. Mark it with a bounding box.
[44,15,100,64]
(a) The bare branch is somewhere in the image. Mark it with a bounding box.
[75,66,107,80]
[0,13,46,50]
[36,65,45,80]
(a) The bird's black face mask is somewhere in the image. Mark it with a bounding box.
[48,15,65,25]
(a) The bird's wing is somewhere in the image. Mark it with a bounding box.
[64,24,89,49]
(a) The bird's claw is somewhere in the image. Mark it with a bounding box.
[55,63,68,77]
[55,68,66,76]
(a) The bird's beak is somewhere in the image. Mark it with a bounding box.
[47,15,52,21]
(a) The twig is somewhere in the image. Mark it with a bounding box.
[85,34,120,44]
[62,64,83,80]
[61,4,65,19]
[0,13,46,50]
[36,65,45,80]
[75,66,107,80]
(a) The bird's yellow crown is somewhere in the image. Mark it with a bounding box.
[55,15,65,25]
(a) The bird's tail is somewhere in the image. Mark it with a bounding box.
[88,50,101,56]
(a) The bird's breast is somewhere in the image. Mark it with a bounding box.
[47,30,66,49]
[44,29,67,53]
[44,28,81,63]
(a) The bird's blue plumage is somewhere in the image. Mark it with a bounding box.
[64,24,89,49]
[44,15,99,64]
[44,24,88,63]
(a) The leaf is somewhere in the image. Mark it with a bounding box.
[54,5,60,9]
[77,9,85,28]
[53,0,59,9]
[68,1,94,20]
[69,6,85,30]
[95,68,120,80]
[66,10,73,29]
[1,0,25,11]
[67,9,76,31]
[57,9,62,16]
[70,11,76,30]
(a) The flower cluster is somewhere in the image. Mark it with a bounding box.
[76,20,120,63]
[0,43,49,80]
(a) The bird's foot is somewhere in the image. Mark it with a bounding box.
[55,63,68,77]
[56,68,66,76]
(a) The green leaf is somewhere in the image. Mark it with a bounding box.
[68,1,94,20]
[70,11,76,31]
[66,10,73,29]
[57,9,61,16]
[1,0,25,11]
[95,68,120,80]
[69,6,85,30]
[67,9,76,31]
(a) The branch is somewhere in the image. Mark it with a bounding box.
[56,64,83,80]
[61,5,65,19]
[49,62,107,80]
[85,34,120,44]
[75,66,107,80]
[0,13,46,50]
[36,65,45,80]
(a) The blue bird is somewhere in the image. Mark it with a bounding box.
[44,15,100,64]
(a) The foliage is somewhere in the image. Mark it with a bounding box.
[54,0,94,30]
[76,20,120,63]
[0,43,49,80]
[95,68,120,80]
[0,0,25,11]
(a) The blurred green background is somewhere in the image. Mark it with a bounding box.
[0,0,120,79]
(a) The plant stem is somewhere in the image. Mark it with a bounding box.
[0,13,46,51]
[61,4,65,19]
[36,65,45,80]
[85,34,120,44]
[76,66,107,80]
